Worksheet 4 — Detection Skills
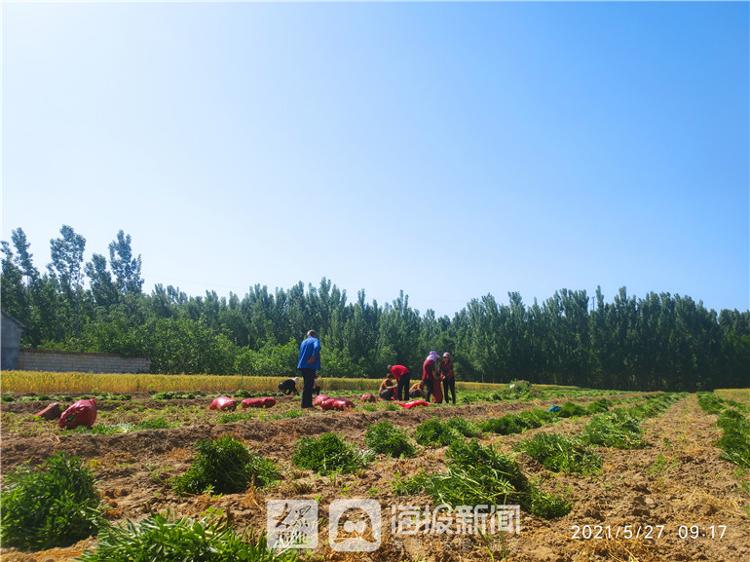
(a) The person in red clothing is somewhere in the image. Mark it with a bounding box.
[440,352,456,404]
[387,364,411,401]
[422,351,443,403]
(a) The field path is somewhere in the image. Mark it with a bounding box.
[504,395,750,562]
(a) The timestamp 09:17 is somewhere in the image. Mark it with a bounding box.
[571,524,728,540]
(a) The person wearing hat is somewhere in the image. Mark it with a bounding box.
[440,352,456,404]
[278,377,300,395]
[297,330,321,408]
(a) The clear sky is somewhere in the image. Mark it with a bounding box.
[2,2,748,316]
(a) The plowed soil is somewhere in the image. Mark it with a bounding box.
[1,393,748,562]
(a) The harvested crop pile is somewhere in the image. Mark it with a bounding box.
[35,402,62,420]
[0,452,102,550]
[312,394,329,406]
[394,439,571,519]
[319,397,354,411]
[515,433,602,474]
[581,409,644,449]
[360,393,377,402]
[59,398,97,429]
[241,397,276,408]
[209,396,237,411]
[292,432,371,474]
[414,418,461,447]
[445,416,482,437]
[172,436,280,494]
[365,421,416,458]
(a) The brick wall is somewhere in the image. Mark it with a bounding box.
[18,350,150,373]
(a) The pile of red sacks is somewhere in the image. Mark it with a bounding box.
[34,399,98,429]
[241,397,277,409]
[313,394,355,411]
[209,396,238,411]
[57,398,98,429]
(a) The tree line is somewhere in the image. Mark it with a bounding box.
[2,225,748,391]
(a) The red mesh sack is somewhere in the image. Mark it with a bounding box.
[331,399,352,411]
[241,398,263,408]
[320,398,337,411]
[399,400,430,409]
[209,396,237,411]
[313,394,330,407]
[242,397,277,409]
[36,402,62,421]
[59,399,97,429]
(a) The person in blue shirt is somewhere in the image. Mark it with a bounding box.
[297,329,321,408]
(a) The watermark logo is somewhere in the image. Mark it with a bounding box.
[391,504,521,536]
[267,499,520,552]
[328,499,382,552]
[266,499,318,549]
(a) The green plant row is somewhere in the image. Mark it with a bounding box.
[515,393,684,475]
[697,392,750,468]
[393,439,571,519]
[78,514,296,561]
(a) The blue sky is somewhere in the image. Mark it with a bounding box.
[3,2,748,315]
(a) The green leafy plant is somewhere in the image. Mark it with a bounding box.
[394,440,570,519]
[414,418,462,446]
[446,417,483,437]
[79,514,297,561]
[697,392,725,415]
[581,410,644,449]
[1,453,102,550]
[516,408,555,428]
[172,436,279,494]
[480,415,525,435]
[557,402,588,418]
[365,421,416,458]
[716,409,750,467]
[515,433,602,474]
[292,433,370,475]
[586,399,612,414]
[529,487,572,519]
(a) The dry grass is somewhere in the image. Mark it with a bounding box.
[0,370,533,395]
[715,388,750,405]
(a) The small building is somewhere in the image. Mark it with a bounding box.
[1,311,24,370]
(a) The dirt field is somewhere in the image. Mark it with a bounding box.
[1,390,748,561]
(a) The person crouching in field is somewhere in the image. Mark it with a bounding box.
[297,330,321,408]
[387,364,410,401]
[409,380,425,399]
[440,352,456,404]
[422,351,443,403]
[379,373,397,400]
[278,377,300,395]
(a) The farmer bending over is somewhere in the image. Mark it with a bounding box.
[297,330,321,408]
[278,377,300,395]
[387,364,411,401]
